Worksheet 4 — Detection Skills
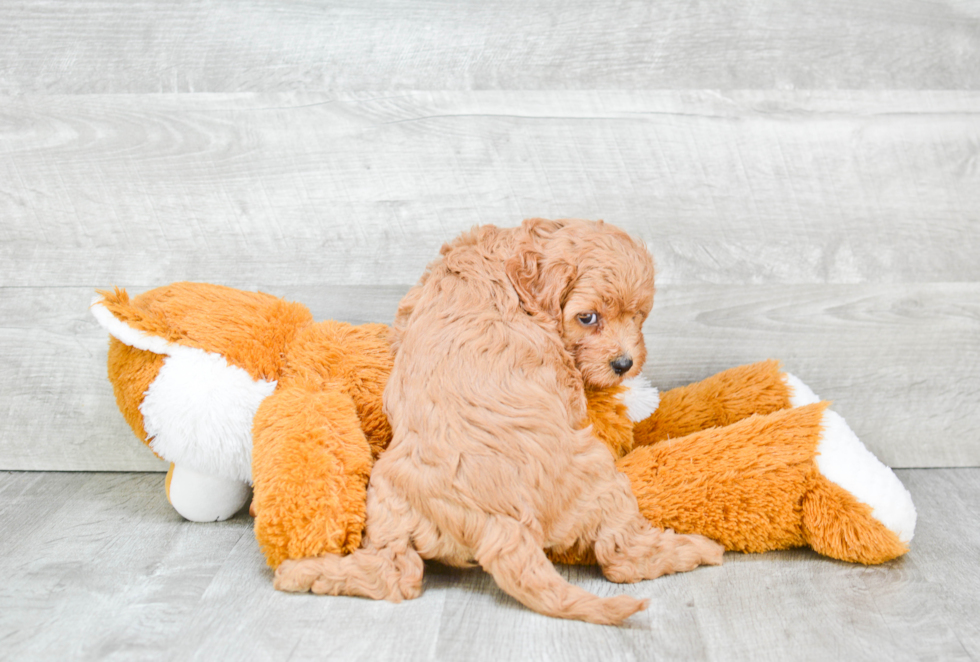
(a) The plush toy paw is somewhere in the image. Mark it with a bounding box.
[165,463,251,522]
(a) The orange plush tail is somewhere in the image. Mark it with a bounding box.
[633,360,793,445]
[619,402,916,564]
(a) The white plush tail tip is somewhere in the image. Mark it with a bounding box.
[815,410,917,543]
[783,372,820,407]
[618,375,660,423]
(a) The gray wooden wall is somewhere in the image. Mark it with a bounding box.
[2,0,978,472]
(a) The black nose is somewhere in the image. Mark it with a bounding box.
[610,355,633,376]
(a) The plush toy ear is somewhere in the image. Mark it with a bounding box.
[505,219,577,325]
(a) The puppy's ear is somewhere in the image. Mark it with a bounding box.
[506,244,577,324]
[537,258,577,324]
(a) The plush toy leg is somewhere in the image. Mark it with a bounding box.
[251,386,374,568]
[633,360,813,446]
[617,403,916,564]
[165,463,251,522]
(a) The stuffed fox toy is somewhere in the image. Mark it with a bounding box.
[91,282,916,569]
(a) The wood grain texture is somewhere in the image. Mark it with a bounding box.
[2,6,977,471]
[2,91,978,289]
[648,282,980,468]
[2,282,975,471]
[897,468,980,657]
[0,0,978,93]
[0,469,975,661]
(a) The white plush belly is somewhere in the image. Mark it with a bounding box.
[141,345,277,484]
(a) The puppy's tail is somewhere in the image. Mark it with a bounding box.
[274,540,423,602]
[478,519,647,625]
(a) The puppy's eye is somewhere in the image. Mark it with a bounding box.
[577,312,599,326]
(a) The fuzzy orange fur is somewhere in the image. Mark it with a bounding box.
[621,403,828,553]
[100,283,314,456]
[98,283,313,381]
[584,384,635,459]
[802,473,909,564]
[252,321,393,566]
[107,339,165,450]
[252,387,374,565]
[621,394,909,564]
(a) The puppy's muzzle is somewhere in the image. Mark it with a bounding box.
[610,355,633,376]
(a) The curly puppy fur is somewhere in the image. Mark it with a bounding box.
[275,218,723,624]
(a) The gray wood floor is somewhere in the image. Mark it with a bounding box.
[0,468,976,661]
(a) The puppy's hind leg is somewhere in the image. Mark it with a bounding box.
[275,477,424,602]
[477,517,648,625]
[274,539,423,601]
[594,474,724,584]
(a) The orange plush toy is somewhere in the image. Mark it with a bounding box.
[92,282,916,570]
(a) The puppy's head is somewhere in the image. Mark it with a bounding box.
[506,218,655,388]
